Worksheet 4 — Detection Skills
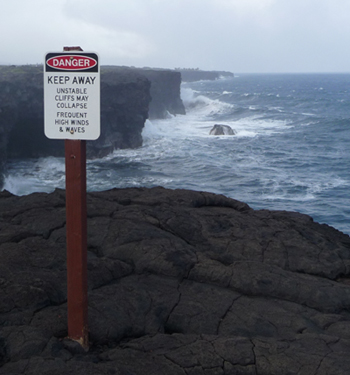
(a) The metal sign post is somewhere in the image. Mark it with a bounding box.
[65,137,88,348]
[44,46,100,349]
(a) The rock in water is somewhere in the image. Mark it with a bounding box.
[209,124,236,135]
[1,187,350,374]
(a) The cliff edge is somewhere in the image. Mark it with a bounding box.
[178,69,234,82]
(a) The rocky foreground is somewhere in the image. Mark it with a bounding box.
[1,187,350,374]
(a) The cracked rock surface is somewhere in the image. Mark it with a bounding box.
[1,186,350,374]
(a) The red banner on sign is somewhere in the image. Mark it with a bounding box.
[46,55,97,71]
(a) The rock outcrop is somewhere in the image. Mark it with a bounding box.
[209,124,236,135]
[1,186,350,374]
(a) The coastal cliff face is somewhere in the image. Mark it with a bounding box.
[102,66,186,119]
[141,69,185,118]
[0,65,185,186]
[1,66,61,159]
[0,66,50,188]
[90,68,151,157]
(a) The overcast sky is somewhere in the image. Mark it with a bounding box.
[2,0,350,73]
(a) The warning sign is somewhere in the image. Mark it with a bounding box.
[44,52,100,140]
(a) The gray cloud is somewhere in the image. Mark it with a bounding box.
[1,0,349,72]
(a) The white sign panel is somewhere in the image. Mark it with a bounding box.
[44,52,100,140]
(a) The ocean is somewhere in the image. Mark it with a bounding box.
[3,73,350,235]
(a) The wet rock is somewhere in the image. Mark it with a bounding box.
[209,124,236,135]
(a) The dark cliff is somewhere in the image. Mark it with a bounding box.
[103,66,186,119]
[0,65,185,187]
[90,68,151,157]
[0,66,152,159]
[140,69,185,118]
[0,65,50,188]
